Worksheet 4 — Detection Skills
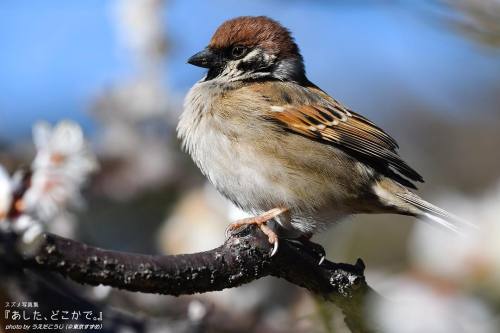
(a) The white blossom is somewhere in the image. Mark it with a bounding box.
[410,180,500,292]
[22,121,98,221]
[370,277,495,333]
[0,165,13,220]
[370,181,500,332]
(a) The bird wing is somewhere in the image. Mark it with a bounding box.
[257,82,423,188]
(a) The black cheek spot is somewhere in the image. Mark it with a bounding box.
[237,51,272,73]
[237,60,253,72]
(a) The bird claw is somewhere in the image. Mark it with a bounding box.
[270,238,279,257]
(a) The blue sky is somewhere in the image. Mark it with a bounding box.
[0,1,499,142]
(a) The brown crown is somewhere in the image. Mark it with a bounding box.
[208,16,300,59]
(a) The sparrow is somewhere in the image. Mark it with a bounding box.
[178,16,463,255]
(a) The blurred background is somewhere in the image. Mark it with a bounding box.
[1,0,500,332]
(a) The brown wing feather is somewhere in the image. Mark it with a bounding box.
[261,82,423,186]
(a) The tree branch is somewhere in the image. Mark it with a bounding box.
[3,225,379,333]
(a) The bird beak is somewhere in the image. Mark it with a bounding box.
[187,48,219,68]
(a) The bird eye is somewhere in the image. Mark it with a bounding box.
[230,45,247,59]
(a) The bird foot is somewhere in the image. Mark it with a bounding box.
[225,207,287,257]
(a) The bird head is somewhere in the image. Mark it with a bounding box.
[187,16,305,82]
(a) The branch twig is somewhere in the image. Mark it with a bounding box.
[3,225,379,333]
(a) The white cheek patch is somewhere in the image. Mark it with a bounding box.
[243,48,275,62]
[270,106,285,112]
[219,49,277,81]
[243,49,262,61]
[262,52,276,64]
[242,49,276,70]
[220,61,242,77]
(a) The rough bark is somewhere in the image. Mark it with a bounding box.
[2,225,379,333]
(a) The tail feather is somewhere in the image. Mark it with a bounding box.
[421,212,462,234]
[394,191,475,234]
[374,179,475,234]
